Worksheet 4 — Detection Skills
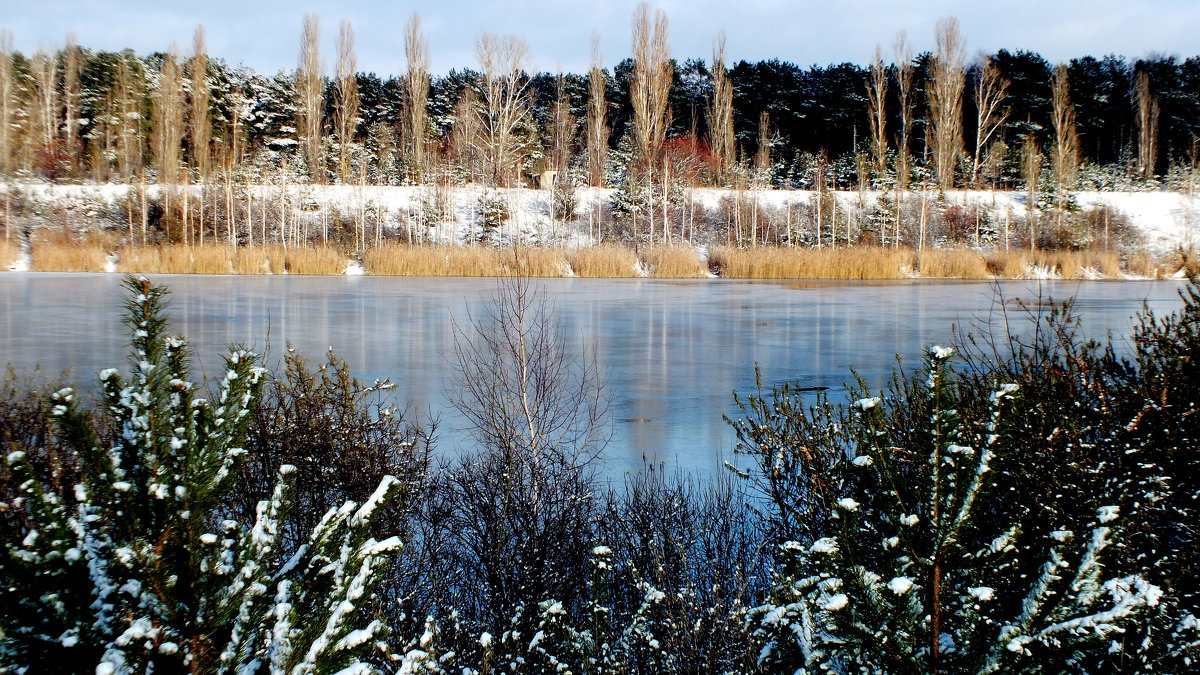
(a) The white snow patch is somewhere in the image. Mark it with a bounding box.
[810,537,839,555]
[888,577,915,596]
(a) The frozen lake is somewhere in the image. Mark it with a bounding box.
[0,273,1187,476]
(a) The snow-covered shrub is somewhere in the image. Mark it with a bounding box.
[0,277,405,673]
[738,275,1200,672]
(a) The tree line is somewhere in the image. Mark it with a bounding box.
[1,10,1198,192]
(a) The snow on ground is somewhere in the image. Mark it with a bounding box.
[2,182,1198,258]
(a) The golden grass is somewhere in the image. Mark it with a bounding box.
[365,245,569,277]
[917,249,992,279]
[26,232,113,272]
[986,249,1123,279]
[566,245,640,278]
[190,245,236,275]
[711,246,915,280]
[281,246,346,275]
[0,239,17,268]
[642,245,707,278]
[4,239,1166,280]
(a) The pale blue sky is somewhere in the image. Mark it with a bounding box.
[5,1,1198,74]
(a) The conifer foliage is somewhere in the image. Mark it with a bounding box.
[0,277,403,673]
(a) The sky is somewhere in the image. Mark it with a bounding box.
[4,0,1199,75]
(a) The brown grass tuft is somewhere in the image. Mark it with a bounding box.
[710,246,914,279]
[643,245,707,278]
[566,245,640,278]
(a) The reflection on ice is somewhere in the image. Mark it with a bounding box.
[0,273,1184,476]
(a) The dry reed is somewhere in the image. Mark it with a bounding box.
[711,246,914,280]
[282,246,347,275]
[918,249,991,279]
[642,245,707,278]
[986,249,1122,279]
[566,245,640,278]
[28,232,112,272]
[365,244,568,277]
[0,239,17,268]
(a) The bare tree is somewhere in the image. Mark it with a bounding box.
[753,110,771,186]
[585,35,609,188]
[629,3,671,166]
[1135,70,1160,181]
[866,44,888,180]
[893,31,915,247]
[927,17,966,191]
[708,32,734,185]
[475,33,533,188]
[63,34,82,175]
[1022,134,1042,250]
[114,54,143,185]
[335,20,360,184]
[27,49,57,174]
[449,85,483,183]
[0,30,12,240]
[403,13,430,182]
[152,50,185,239]
[189,26,212,243]
[445,273,608,626]
[545,73,576,177]
[1051,63,1079,195]
[629,3,672,243]
[971,56,1009,185]
[297,14,324,183]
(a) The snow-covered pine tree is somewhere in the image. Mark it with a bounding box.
[750,345,1166,673]
[1,277,404,673]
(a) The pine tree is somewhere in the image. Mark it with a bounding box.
[0,277,404,673]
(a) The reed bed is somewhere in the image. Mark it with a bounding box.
[281,246,347,275]
[502,247,570,277]
[986,249,1122,279]
[364,244,503,276]
[364,244,569,277]
[5,240,1166,280]
[642,245,708,278]
[711,246,915,280]
[917,249,991,279]
[566,245,640,278]
[29,241,109,272]
[27,232,112,272]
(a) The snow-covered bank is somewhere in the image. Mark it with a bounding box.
[2,181,1198,258]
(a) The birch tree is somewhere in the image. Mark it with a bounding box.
[475,33,533,188]
[971,56,1009,186]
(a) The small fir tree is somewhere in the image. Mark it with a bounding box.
[0,277,404,673]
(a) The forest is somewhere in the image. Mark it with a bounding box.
[0,10,1198,271]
